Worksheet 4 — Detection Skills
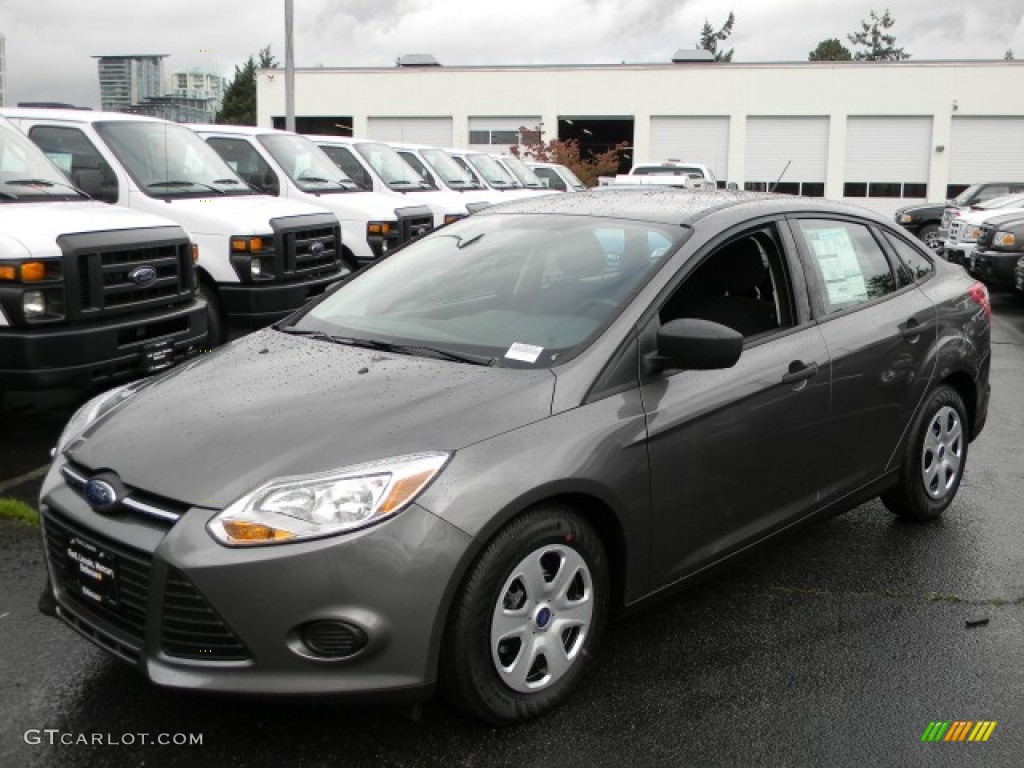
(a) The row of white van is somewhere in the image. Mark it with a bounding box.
[0,109,565,395]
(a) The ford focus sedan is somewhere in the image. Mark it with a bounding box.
[39,189,991,724]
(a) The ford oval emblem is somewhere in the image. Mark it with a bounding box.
[128,266,158,286]
[310,241,325,257]
[83,479,118,513]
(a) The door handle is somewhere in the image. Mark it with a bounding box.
[899,317,930,340]
[781,360,819,384]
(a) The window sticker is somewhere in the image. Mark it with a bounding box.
[805,228,868,306]
[505,342,544,363]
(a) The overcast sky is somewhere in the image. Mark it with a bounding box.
[3,0,1023,108]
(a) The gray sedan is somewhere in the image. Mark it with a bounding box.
[39,189,991,724]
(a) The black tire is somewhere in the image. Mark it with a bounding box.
[441,504,609,725]
[918,223,941,251]
[881,385,968,521]
[198,281,226,349]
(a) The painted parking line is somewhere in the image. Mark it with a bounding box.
[0,465,50,495]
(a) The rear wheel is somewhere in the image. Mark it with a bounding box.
[441,504,609,724]
[881,385,968,521]
[918,223,941,251]
[198,281,226,349]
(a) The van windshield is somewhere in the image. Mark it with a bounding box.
[499,156,547,189]
[355,142,431,190]
[258,134,360,194]
[420,148,480,190]
[466,154,517,189]
[95,121,253,198]
[0,119,86,201]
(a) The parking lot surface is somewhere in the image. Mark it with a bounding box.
[1,295,1022,767]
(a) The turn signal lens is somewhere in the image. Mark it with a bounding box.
[20,262,47,282]
[0,265,15,281]
[231,236,265,252]
[191,243,200,263]
[994,231,1017,247]
[222,520,295,542]
[367,222,392,235]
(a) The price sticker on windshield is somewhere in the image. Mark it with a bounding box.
[505,343,544,363]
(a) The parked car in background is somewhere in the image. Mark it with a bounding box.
[626,160,717,187]
[309,135,475,227]
[0,115,206,395]
[527,161,587,192]
[192,125,433,268]
[38,189,989,725]
[3,109,340,347]
[941,193,1024,265]
[938,182,1024,241]
[969,212,1024,290]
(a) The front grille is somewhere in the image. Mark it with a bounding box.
[977,224,997,250]
[58,228,194,324]
[61,461,185,526]
[949,220,963,243]
[42,508,152,654]
[269,214,344,284]
[161,569,249,661]
[397,209,434,245]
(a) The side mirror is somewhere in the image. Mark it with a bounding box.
[653,318,743,371]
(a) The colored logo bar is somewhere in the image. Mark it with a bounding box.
[921,721,997,742]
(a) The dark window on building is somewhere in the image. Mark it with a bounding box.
[843,182,867,198]
[802,182,825,197]
[903,183,927,198]
[773,181,800,195]
[869,182,902,198]
[271,116,353,135]
[744,181,767,192]
[468,130,489,144]
[946,184,970,199]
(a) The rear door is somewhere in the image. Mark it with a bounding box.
[788,216,936,498]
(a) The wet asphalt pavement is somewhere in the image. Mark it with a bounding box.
[1,296,1023,767]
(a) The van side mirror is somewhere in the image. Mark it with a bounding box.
[652,318,743,370]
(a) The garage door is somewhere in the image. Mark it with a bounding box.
[367,118,453,147]
[649,117,729,180]
[468,117,542,151]
[843,116,932,200]
[949,117,1024,184]
[745,117,828,196]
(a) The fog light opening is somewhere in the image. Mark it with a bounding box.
[299,620,368,659]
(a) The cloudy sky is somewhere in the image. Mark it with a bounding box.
[3,0,1024,108]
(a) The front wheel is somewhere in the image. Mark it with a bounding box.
[881,385,968,521]
[441,505,609,724]
[198,281,226,349]
[918,223,941,251]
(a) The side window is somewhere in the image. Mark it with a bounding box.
[883,230,934,286]
[533,167,566,191]
[795,220,897,315]
[660,227,795,339]
[976,185,1009,203]
[28,125,119,203]
[319,145,372,190]
[205,137,279,196]
[397,151,436,187]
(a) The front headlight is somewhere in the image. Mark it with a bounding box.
[54,382,142,455]
[966,226,984,241]
[898,213,914,223]
[994,231,1017,248]
[208,452,450,546]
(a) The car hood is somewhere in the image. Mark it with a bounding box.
[69,329,556,509]
[160,194,333,235]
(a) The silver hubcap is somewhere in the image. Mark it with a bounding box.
[490,545,593,693]
[924,231,941,250]
[922,405,963,499]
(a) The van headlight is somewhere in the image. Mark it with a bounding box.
[208,453,450,546]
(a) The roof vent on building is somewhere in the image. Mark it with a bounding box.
[671,49,715,63]
[397,54,441,67]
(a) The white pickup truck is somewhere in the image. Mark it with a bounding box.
[600,161,718,190]
[192,125,435,266]
[4,109,349,346]
[0,115,206,394]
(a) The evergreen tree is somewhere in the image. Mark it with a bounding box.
[216,45,278,125]
[699,13,736,62]
[848,10,910,61]
[809,38,853,61]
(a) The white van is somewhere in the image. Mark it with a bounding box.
[390,143,501,212]
[491,154,551,193]
[526,162,587,192]
[445,149,555,201]
[308,135,473,227]
[4,109,348,346]
[191,125,434,265]
[0,115,206,394]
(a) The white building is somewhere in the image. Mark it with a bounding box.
[167,69,226,109]
[257,59,1024,214]
[0,34,6,108]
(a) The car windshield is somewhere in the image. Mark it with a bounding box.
[422,148,481,189]
[257,134,360,193]
[289,214,683,367]
[0,119,85,201]
[499,156,547,189]
[395,150,438,188]
[952,185,982,206]
[95,121,252,198]
[354,142,431,190]
[975,192,1024,210]
[465,154,518,189]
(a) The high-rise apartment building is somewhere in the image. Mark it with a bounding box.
[94,54,167,112]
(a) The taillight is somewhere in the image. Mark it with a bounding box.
[967,282,991,322]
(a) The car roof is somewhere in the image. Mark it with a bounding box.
[189,124,286,137]
[0,107,173,125]
[475,187,893,227]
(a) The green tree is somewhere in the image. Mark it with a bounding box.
[809,38,853,61]
[215,45,278,125]
[1005,49,1015,60]
[511,126,628,188]
[699,12,736,62]
[848,10,910,61]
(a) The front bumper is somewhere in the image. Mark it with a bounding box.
[38,461,474,697]
[0,300,206,390]
[941,241,977,266]
[970,249,1023,289]
[219,271,342,326]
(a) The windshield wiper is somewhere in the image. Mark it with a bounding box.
[5,178,88,198]
[212,178,243,185]
[276,326,495,365]
[147,180,226,195]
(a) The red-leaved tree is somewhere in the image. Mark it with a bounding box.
[510,125,628,187]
